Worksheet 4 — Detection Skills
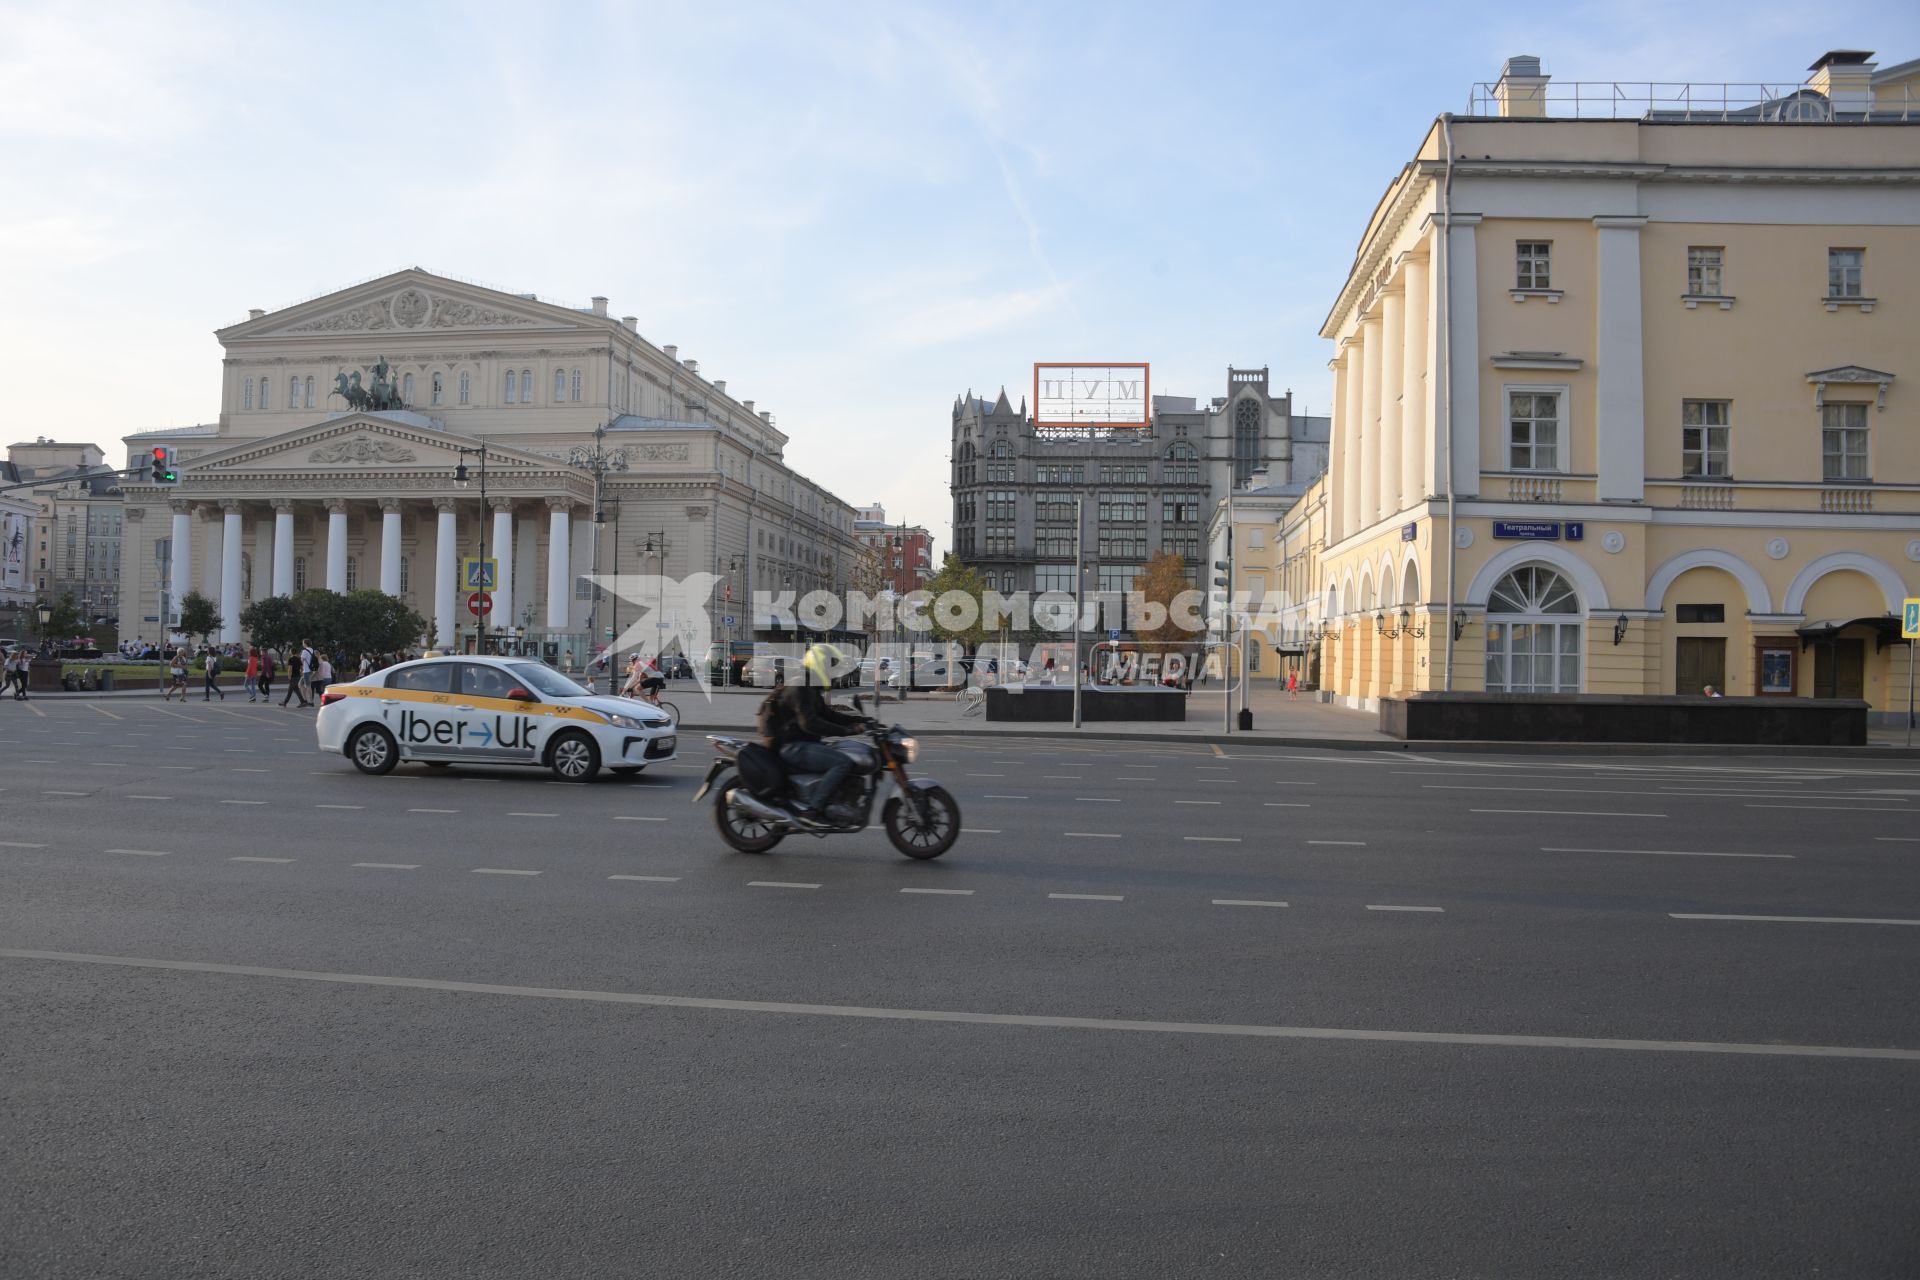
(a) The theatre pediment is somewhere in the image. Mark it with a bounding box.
[179,417,566,478]
[221,268,611,342]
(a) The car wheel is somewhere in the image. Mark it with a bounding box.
[348,724,399,776]
[547,730,601,782]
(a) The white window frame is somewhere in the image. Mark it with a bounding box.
[1515,240,1552,290]
[1687,246,1724,296]
[554,368,567,402]
[1681,400,1731,478]
[1502,383,1569,474]
[520,369,532,404]
[1828,248,1864,299]
[289,375,300,409]
[1483,566,1584,694]
[431,372,444,406]
[242,378,253,410]
[505,369,517,402]
[1821,402,1870,482]
[305,376,316,408]
[258,377,270,409]
[458,371,470,405]
[571,368,583,401]
[401,372,414,403]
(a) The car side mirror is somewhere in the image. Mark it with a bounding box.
[507,687,534,702]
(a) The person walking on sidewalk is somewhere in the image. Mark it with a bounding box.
[244,647,261,701]
[280,642,310,708]
[203,646,226,701]
[6,648,28,700]
[258,648,275,703]
[164,650,188,700]
[1286,667,1299,700]
[313,651,332,701]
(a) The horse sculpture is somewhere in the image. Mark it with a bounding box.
[330,360,405,412]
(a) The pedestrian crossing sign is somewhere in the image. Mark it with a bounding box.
[462,557,497,591]
[1904,598,1920,640]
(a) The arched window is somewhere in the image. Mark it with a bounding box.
[294,555,307,592]
[1164,440,1199,485]
[243,378,254,410]
[458,371,470,405]
[401,373,414,404]
[1233,398,1260,485]
[571,368,583,401]
[554,368,567,401]
[505,369,517,402]
[431,372,444,406]
[520,369,532,403]
[989,439,1013,458]
[289,376,300,409]
[1485,565,1583,694]
[258,377,270,409]
[304,377,316,408]
[345,556,358,591]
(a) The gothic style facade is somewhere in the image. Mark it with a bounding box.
[117,268,862,662]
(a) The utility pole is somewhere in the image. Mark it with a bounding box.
[1072,494,1084,729]
[454,446,489,654]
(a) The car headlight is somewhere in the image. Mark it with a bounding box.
[898,735,919,763]
[604,712,653,729]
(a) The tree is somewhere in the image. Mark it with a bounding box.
[177,591,222,645]
[238,595,299,651]
[239,589,426,657]
[922,553,989,656]
[1133,551,1193,655]
[36,592,82,647]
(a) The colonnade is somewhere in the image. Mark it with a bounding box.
[1330,244,1434,544]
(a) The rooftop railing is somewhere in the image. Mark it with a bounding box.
[1464,81,1917,122]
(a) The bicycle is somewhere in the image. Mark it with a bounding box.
[622,679,680,725]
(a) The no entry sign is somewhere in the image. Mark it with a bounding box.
[467,591,493,617]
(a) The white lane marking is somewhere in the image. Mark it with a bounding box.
[966,773,1006,777]
[1185,836,1242,843]
[156,765,194,770]
[1543,846,1793,860]
[108,849,169,857]
[901,888,975,896]
[89,763,128,769]
[983,794,1029,799]
[609,874,681,882]
[230,856,294,863]
[316,804,364,810]
[44,790,87,797]
[1265,802,1312,808]
[1426,784,1674,797]
[1274,781,1317,786]
[219,800,267,806]
[748,881,820,890]
[1368,904,1445,913]
[0,840,48,848]
[1049,893,1123,901]
[1213,899,1289,908]
[408,808,458,814]
[1744,804,1910,813]
[354,863,419,869]
[232,768,269,773]
[613,815,667,822]
[1671,913,1920,927]
[959,828,1002,834]
[1470,808,1666,818]
[1076,797,1121,803]
[472,868,541,876]
[1309,840,1367,846]
[1062,832,1121,839]
[1875,836,1920,843]
[1042,775,1083,779]
[12,948,1918,1062]
[507,812,558,818]
[1175,800,1221,806]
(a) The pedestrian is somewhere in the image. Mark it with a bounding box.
[280,641,309,708]
[258,648,275,703]
[1042,653,1056,685]
[7,649,28,700]
[165,650,188,700]
[244,646,261,701]
[313,651,332,700]
[1286,667,1299,700]
[203,646,226,701]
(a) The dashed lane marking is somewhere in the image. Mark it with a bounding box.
[1368,904,1445,913]
[1309,839,1366,846]
[89,763,128,769]
[232,768,269,773]
[609,874,681,882]
[901,888,974,896]
[409,808,458,814]
[613,815,667,822]
[508,812,558,818]
[959,828,1002,833]
[966,773,1006,777]
[1470,808,1666,818]
[749,881,820,890]
[126,795,172,800]
[0,841,48,848]
[1543,846,1793,860]
[315,804,364,810]
[1062,832,1121,839]
[9,949,1917,1062]
[1265,802,1312,808]
[231,856,294,863]
[354,863,419,870]
[44,791,87,797]
[472,868,541,876]
[1875,836,1920,843]
[219,800,267,806]
[1745,804,1910,813]
[1076,797,1121,803]
[1671,913,1920,927]
[1213,899,1289,908]
[1050,893,1123,902]
[983,794,1029,799]
[107,849,169,857]
[1175,800,1221,806]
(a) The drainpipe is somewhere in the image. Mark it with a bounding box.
[1439,113,1459,692]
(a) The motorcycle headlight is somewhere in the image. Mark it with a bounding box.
[898,735,919,763]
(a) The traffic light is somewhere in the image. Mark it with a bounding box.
[1213,559,1230,589]
[152,446,178,485]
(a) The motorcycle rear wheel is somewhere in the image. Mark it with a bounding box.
[713,785,785,853]
[884,785,959,859]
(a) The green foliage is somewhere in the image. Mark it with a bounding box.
[36,592,83,643]
[239,589,427,656]
[177,591,222,644]
[922,553,989,652]
[1133,551,1192,651]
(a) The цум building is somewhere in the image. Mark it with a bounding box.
[1298,50,1920,718]
[117,268,863,664]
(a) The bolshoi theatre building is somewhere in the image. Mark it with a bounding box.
[117,268,864,665]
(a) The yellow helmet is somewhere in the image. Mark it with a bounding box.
[801,642,845,685]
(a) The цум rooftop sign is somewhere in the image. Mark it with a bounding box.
[1033,363,1151,429]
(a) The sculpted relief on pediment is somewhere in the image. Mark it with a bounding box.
[308,436,420,464]
[282,286,545,335]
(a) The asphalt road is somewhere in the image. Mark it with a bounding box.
[4,696,1918,1278]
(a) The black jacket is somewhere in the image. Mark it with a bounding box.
[759,683,864,747]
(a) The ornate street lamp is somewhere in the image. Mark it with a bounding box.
[454,446,489,653]
[570,427,629,690]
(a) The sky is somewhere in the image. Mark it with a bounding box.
[3,0,1915,543]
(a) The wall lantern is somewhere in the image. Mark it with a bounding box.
[1613,614,1630,646]
[1452,610,1470,641]
[1403,608,1427,639]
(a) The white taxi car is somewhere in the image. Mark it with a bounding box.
[316,655,677,782]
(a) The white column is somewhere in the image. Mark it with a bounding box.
[201,509,222,605]
[545,499,572,630]
[272,500,295,597]
[491,501,514,628]
[1358,315,1383,526]
[379,501,402,596]
[433,500,457,650]
[219,502,243,644]
[1438,213,1482,497]
[1379,286,1406,519]
[1594,215,1648,503]
[1339,340,1363,541]
[168,504,192,617]
[1401,253,1431,513]
[325,501,348,593]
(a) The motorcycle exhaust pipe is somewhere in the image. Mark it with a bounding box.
[726,788,792,826]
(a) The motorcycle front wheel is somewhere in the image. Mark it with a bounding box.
[713,785,785,854]
[883,785,959,859]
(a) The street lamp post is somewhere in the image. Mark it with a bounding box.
[1072,494,1084,729]
[453,446,488,654]
[569,428,629,692]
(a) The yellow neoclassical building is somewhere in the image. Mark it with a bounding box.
[1293,49,1920,718]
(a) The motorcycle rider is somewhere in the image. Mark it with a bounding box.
[759,643,869,820]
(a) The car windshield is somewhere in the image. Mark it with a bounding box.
[507,662,593,699]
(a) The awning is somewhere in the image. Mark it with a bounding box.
[1796,616,1904,652]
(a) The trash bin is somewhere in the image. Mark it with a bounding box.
[99,669,114,692]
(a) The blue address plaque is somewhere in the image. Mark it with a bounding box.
[1492,520,1561,540]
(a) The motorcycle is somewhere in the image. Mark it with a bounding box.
[692,699,960,859]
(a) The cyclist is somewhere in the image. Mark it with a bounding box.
[622,652,667,704]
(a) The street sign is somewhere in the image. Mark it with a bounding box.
[1904,598,1920,639]
[722,615,736,628]
[461,557,497,590]
[466,591,492,617]
[1109,629,1121,641]
[1401,522,1417,542]
[1493,520,1561,540]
